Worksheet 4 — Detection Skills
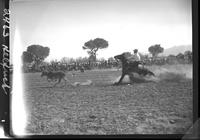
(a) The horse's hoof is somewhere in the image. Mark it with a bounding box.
[113,82,119,86]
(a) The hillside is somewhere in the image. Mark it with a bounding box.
[161,45,192,56]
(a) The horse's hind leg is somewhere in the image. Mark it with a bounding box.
[129,73,135,82]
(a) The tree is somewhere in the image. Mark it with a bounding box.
[22,51,34,63]
[82,38,108,61]
[60,57,75,64]
[108,57,115,62]
[148,44,164,57]
[176,53,184,59]
[88,55,96,62]
[27,45,50,63]
[60,57,71,64]
[138,53,149,61]
[176,53,184,63]
[22,44,50,71]
[75,57,89,63]
[184,50,192,63]
[184,50,192,56]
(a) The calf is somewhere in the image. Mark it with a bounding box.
[41,71,69,87]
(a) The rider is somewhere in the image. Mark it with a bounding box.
[127,49,141,62]
[132,49,141,61]
[127,49,145,69]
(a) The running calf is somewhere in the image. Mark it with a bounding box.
[41,71,69,87]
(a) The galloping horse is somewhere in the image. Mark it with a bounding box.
[114,52,155,85]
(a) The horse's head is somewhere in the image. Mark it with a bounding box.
[114,54,124,61]
[114,52,131,62]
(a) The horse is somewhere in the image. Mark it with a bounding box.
[114,52,155,85]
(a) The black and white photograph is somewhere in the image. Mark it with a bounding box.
[6,0,196,137]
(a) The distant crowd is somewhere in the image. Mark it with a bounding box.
[22,60,119,73]
[20,52,192,73]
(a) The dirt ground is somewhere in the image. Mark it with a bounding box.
[22,64,193,135]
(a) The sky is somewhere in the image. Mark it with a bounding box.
[10,0,192,62]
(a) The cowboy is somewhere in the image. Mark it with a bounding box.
[127,49,141,62]
[126,49,144,69]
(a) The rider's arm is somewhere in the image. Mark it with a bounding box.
[127,55,135,61]
[137,54,141,61]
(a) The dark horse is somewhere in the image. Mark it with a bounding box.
[114,52,155,85]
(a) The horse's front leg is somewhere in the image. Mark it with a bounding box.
[114,73,126,85]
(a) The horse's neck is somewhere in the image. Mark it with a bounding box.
[121,59,128,67]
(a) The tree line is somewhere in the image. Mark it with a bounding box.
[21,38,192,72]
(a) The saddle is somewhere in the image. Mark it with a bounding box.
[127,61,140,68]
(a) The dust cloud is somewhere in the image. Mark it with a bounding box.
[150,64,192,82]
[112,64,192,84]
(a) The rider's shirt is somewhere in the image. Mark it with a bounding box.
[133,53,141,61]
[128,53,141,62]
